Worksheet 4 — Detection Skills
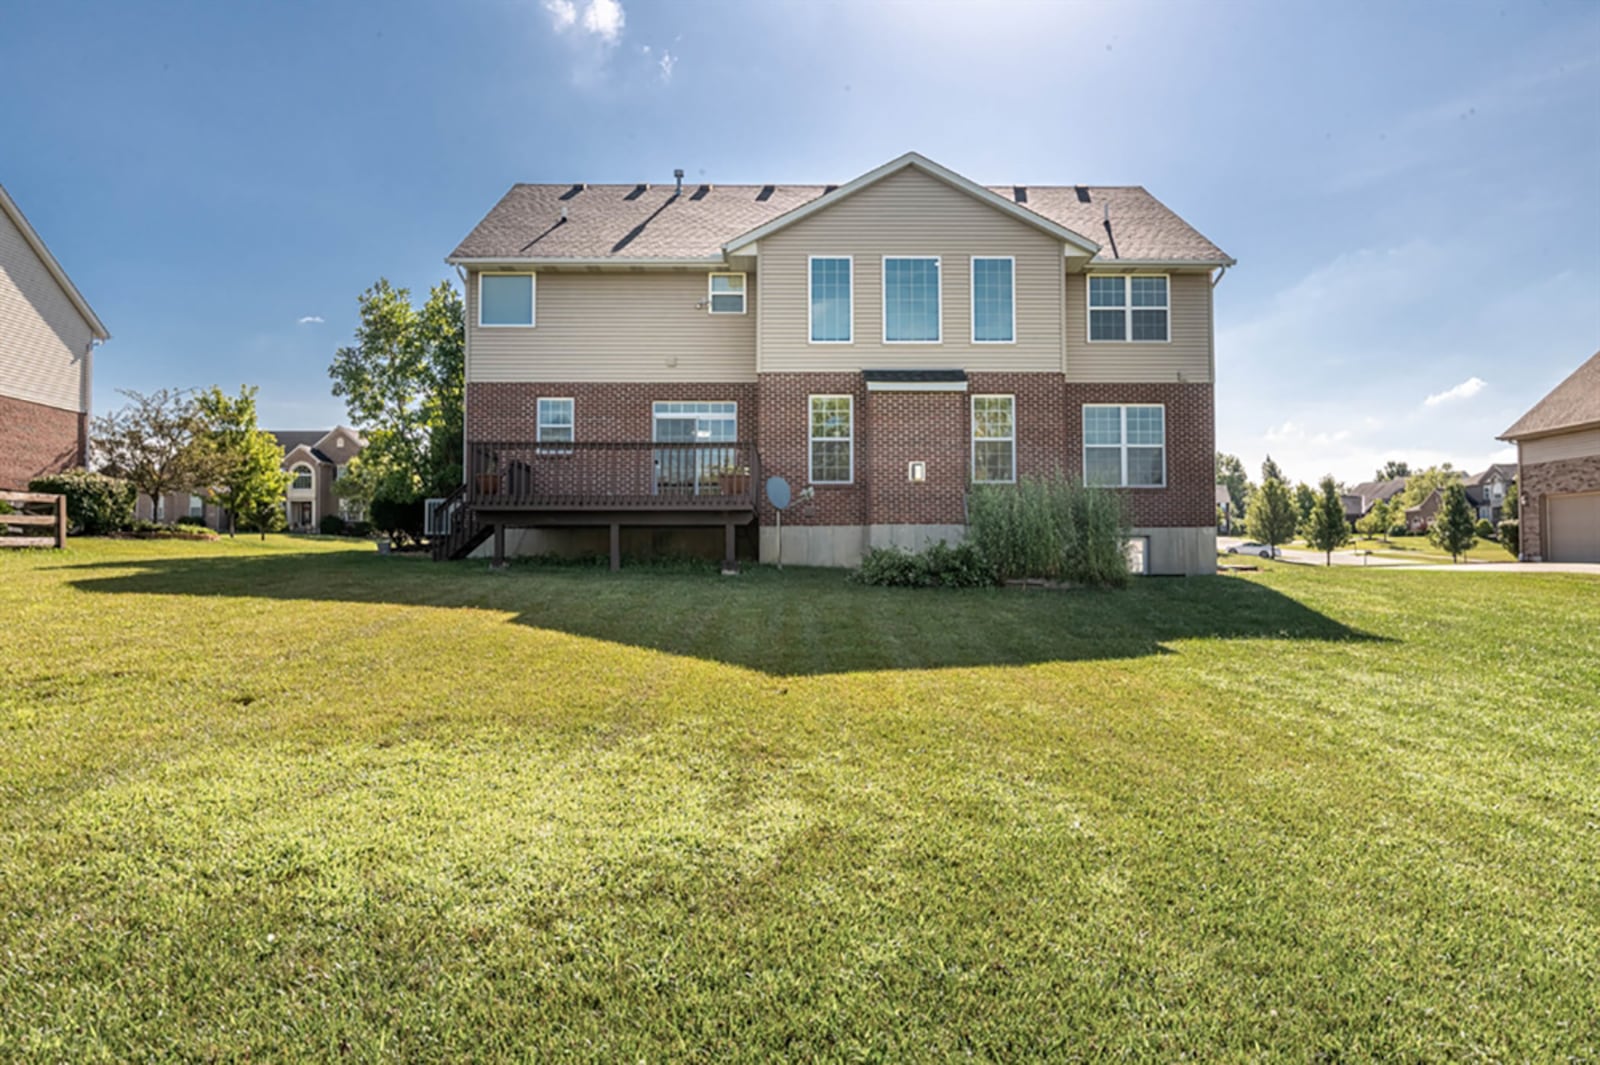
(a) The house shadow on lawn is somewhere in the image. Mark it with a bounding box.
[55,550,1391,675]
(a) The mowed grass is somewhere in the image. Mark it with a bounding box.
[1,537,1596,1061]
[1294,534,1512,564]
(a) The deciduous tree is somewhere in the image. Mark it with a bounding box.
[194,386,289,539]
[1306,475,1352,565]
[1245,478,1298,554]
[1261,454,1285,485]
[1215,452,1252,516]
[1429,481,1479,563]
[1374,460,1411,480]
[92,388,212,521]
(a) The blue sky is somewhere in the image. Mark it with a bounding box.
[3,0,1597,484]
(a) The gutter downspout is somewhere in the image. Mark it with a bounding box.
[455,264,469,492]
[1211,264,1230,288]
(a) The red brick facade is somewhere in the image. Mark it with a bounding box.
[0,393,84,489]
[1519,454,1600,561]
[467,376,1213,530]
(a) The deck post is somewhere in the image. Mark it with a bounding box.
[609,523,621,572]
[724,521,735,568]
[54,494,67,549]
[492,522,506,568]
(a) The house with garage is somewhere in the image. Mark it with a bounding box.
[435,152,1232,574]
[1498,351,1600,562]
[0,184,109,489]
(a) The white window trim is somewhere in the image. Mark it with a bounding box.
[807,255,853,344]
[881,255,942,344]
[477,272,536,328]
[1085,273,1170,344]
[971,394,1017,484]
[1082,403,1167,488]
[970,256,1016,345]
[290,464,314,491]
[537,396,575,454]
[651,400,739,439]
[707,272,747,315]
[808,394,854,485]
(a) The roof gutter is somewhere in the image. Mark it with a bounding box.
[1086,257,1237,270]
[445,255,726,269]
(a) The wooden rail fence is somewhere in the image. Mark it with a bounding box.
[0,491,67,549]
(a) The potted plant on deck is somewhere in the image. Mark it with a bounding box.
[716,463,750,497]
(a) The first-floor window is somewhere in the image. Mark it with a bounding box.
[971,395,1016,483]
[1084,404,1165,487]
[188,494,204,518]
[809,395,853,484]
[537,397,574,446]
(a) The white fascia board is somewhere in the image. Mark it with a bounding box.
[864,380,969,393]
[1084,257,1238,269]
[445,256,725,269]
[722,151,1102,256]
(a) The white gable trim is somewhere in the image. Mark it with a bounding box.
[723,152,1103,256]
[0,183,110,341]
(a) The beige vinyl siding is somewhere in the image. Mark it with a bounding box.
[1065,272,1213,383]
[467,270,757,383]
[757,167,1065,373]
[1520,426,1600,463]
[0,205,94,412]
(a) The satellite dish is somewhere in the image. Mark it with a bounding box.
[766,475,791,510]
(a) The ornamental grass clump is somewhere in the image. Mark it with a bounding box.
[967,473,1132,587]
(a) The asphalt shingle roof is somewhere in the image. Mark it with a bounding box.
[449,181,1229,265]
[1500,352,1600,439]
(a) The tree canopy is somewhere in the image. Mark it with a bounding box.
[92,388,215,518]
[1398,464,1461,509]
[1215,452,1252,515]
[1245,478,1299,551]
[1305,475,1352,565]
[1374,460,1411,480]
[1260,454,1285,485]
[1429,481,1479,562]
[328,279,465,505]
[194,386,289,538]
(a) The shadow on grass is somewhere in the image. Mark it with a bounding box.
[54,550,1392,675]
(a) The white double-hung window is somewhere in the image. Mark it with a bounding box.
[537,397,574,451]
[1088,275,1168,342]
[809,257,852,343]
[1084,404,1165,487]
[809,395,854,484]
[971,257,1015,343]
[479,273,535,327]
[883,257,940,343]
[971,395,1016,483]
[708,273,746,314]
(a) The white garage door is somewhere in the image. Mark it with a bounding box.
[1548,492,1600,562]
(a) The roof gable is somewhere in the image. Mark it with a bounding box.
[724,152,1102,256]
[1499,351,1600,440]
[0,184,109,341]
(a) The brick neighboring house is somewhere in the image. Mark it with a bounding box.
[136,425,366,531]
[0,184,110,489]
[443,152,1233,574]
[1498,351,1600,562]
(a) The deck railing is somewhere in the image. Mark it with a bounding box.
[466,441,760,510]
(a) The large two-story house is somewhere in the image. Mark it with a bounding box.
[0,184,109,489]
[436,153,1232,574]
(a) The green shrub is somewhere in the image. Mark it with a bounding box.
[1497,519,1519,557]
[319,514,348,536]
[370,498,425,547]
[177,515,208,527]
[0,498,12,516]
[28,470,136,535]
[1389,524,1409,538]
[346,520,373,538]
[966,473,1131,587]
[1474,518,1495,540]
[238,506,287,534]
[849,541,996,589]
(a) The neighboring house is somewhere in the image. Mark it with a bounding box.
[1462,463,1517,524]
[1404,489,1444,533]
[1498,351,1600,562]
[1215,484,1235,533]
[269,427,367,531]
[442,152,1233,574]
[134,425,366,530]
[1343,477,1408,526]
[0,184,110,489]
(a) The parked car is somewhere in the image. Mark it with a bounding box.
[1227,542,1280,559]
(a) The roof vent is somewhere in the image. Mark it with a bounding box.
[1013,185,1028,204]
[756,184,775,201]
[674,168,684,195]
[823,184,838,194]
[1074,186,1091,204]
[559,183,586,200]
[625,184,648,201]
[691,184,711,200]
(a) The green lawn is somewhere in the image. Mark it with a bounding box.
[1293,534,1512,563]
[2,537,1596,1060]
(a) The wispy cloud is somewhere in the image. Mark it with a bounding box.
[658,49,676,82]
[297,315,324,325]
[542,0,576,31]
[1423,376,1486,407]
[581,0,624,43]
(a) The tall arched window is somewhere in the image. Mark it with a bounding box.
[291,465,313,490]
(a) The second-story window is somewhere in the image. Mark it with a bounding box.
[809,257,852,343]
[883,257,940,343]
[708,273,746,314]
[971,257,1015,343]
[1088,275,1169,342]
[480,273,535,327]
